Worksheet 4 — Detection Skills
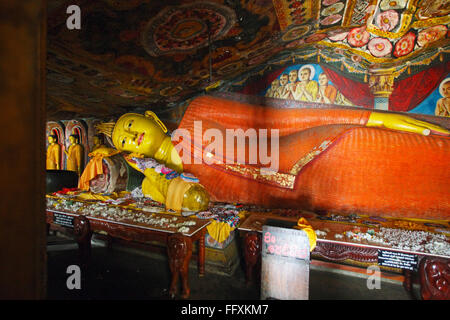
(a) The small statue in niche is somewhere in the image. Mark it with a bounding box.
[65,134,84,175]
[46,134,61,170]
[90,134,106,152]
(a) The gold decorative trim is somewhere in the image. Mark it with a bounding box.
[290,140,333,175]
[222,163,296,189]
[411,16,450,29]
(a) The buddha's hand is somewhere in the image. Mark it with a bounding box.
[367,112,450,136]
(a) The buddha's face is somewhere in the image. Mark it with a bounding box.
[300,68,311,82]
[112,112,167,157]
[69,136,77,145]
[48,136,55,144]
[93,136,101,145]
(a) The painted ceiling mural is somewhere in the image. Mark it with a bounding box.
[262,64,355,105]
[46,0,450,121]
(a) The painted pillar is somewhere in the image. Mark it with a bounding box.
[369,67,396,111]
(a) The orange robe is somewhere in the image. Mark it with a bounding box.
[177,95,450,220]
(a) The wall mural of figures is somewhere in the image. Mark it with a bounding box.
[262,64,354,106]
[409,77,450,117]
[254,63,450,118]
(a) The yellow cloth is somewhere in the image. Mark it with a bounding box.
[206,211,245,243]
[165,177,194,211]
[296,217,317,251]
[75,191,129,201]
[142,174,166,204]
[206,221,235,243]
[78,147,121,190]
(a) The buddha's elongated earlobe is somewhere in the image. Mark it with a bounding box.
[145,110,167,133]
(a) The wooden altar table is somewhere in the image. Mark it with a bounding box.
[46,208,210,299]
[238,213,450,300]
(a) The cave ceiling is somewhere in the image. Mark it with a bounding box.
[47,0,450,120]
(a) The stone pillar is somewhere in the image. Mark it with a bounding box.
[368,67,396,111]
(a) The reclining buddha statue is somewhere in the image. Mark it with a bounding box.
[96,93,450,220]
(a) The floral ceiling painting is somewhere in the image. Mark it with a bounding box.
[46,0,449,121]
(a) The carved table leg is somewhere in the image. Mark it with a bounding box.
[243,232,261,285]
[403,270,412,292]
[167,233,193,299]
[419,257,450,300]
[198,228,206,277]
[73,215,92,269]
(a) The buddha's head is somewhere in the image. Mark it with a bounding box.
[97,111,168,158]
[299,66,312,82]
[182,184,210,212]
[48,134,57,144]
[69,134,79,145]
[93,135,102,146]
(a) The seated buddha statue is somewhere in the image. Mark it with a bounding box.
[46,134,61,170]
[65,134,84,176]
[96,94,450,220]
[90,134,106,152]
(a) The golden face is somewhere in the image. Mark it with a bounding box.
[48,136,55,144]
[112,113,167,157]
[69,136,77,145]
